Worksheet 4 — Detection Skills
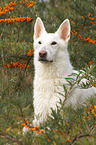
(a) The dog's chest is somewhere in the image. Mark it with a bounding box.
[34,78,65,114]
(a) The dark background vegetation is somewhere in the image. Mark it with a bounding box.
[0,0,96,144]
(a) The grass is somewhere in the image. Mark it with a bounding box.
[0,63,34,141]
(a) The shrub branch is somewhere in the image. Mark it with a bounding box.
[69,133,96,145]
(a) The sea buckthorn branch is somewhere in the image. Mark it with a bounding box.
[88,105,96,118]
[13,55,33,92]
[71,31,96,44]
[67,104,96,144]
[0,1,34,23]
[0,17,33,23]
[0,1,34,16]
[1,48,34,59]
[4,61,30,69]
[68,133,96,145]
[22,121,51,142]
[4,58,31,93]
[70,13,96,45]
[25,1,34,8]
[22,122,45,134]
[4,49,34,69]
[27,49,34,56]
[18,0,34,9]
[22,52,33,79]
[0,2,16,16]
[3,49,34,94]
[88,13,95,25]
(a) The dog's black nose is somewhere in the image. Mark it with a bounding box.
[39,50,47,58]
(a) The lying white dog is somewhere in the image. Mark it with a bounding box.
[33,17,96,126]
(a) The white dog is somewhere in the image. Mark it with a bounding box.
[33,17,96,126]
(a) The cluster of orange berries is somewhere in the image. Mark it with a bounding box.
[0,17,33,23]
[71,30,77,36]
[71,30,96,44]
[84,37,96,44]
[19,0,34,8]
[71,13,95,44]
[4,49,34,69]
[22,121,51,142]
[77,34,83,39]
[4,61,30,69]
[88,13,95,24]
[27,49,34,56]
[0,2,16,16]
[87,105,96,118]
[0,1,34,23]
[25,1,34,8]
[22,121,45,134]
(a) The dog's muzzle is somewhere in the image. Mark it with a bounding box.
[38,50,53,63]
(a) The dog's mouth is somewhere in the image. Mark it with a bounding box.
[38,50,53,63]
[38,59,53,63]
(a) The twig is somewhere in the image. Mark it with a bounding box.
[69,133,96,145]
[14,54,33,91]
[22,54,33,78]
[0,130,24,145]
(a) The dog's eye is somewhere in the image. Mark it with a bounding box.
[38,41,42,44]
[51,41,57,45]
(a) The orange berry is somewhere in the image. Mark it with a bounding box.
[22,123,26,126]
[94,105,96,110]
[31,127,36,131]
[26,121,29,124]
[25,125,28,128]
[87,116,90,119]
[88,61,93,66]
[91,109,94,114]
[40,129,44,133]
[37,131,41,134]
[68,139,70,142]
[36,126,39,130]
[28,128,31,131]
[47,139,50,142]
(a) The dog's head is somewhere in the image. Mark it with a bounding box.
[34,17,70,63]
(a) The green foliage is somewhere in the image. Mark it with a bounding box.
[0,0,96,144]
[42,98,96,145]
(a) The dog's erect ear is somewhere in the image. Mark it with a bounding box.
[56,19,71,43]
[34,17,46,40]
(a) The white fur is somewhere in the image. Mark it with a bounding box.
[33,17,96,126]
